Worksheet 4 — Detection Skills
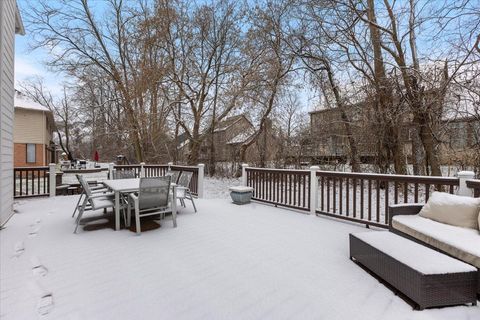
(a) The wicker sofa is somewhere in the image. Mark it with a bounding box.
[388,204,480,297]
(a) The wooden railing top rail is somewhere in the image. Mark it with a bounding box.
[144,164,168,167]
[14,166,49,170]
[246,167,310,174]
[170,164,198,169]
[316,170,459,185]
[466,179,480,188]
[113,164,141,168]
[170,165,199,171]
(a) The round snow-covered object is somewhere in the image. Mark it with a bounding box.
[229,186,253,205]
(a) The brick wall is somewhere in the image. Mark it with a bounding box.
[14,143,45,167]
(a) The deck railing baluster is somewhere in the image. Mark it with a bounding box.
[360,179,364,220]
[346,178,350,216]
[384,181,389,224]
[339,178,343,215]
[353,178,357,218]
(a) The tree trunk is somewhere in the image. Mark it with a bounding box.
[323,61,361,172]
[367,0,406,174]
[410,126,425,175]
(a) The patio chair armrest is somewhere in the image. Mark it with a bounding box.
[128,193,138,203]
[89,192,114,199]
[388,203,424,229]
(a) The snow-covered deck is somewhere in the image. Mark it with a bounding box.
[1,196,478,319]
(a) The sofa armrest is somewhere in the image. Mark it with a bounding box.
[388,203,424,229]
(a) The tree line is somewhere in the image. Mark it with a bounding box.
[20,0,480,176]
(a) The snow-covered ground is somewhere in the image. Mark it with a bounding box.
[204,176,241,199]
[1,196,478,319]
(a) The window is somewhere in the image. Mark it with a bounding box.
[26,144,36,163]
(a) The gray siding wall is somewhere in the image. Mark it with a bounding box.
[0,0,17,226]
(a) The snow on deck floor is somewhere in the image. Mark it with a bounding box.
[1,197,478,320]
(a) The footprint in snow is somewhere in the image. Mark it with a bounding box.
[29,220,42,237]
[31,256,48,277]
[37,294,54,316]
[13,241,25,257]
[29,225,41,237]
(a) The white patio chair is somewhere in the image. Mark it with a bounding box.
[127,176,177,235]
[72,174,109,218]
[75,175,126,233]
[176,171,197,213]
[165,170,180,184]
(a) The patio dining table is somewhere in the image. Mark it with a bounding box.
[102,178,176,231]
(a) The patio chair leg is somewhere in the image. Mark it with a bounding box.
[127,202,131,228]
[188,191,197,213]
[72,192,85,218]
[122,207,127,228]
[172,209,177,228]
[75,197,89,225]
[135,203,141,235]
[74,199,88,234]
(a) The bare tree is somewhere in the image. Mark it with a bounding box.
[159,0,255,165]
[19,79,77,160]
[238,1,297,166]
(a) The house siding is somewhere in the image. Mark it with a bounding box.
[14,108,49,144]
[14,143,47,167]
[0,0,21,226]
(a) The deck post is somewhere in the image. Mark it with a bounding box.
[241,163,248,186]
[49,163,56,197]
[457,171,475,196]
[140,162,145,178]
[168,162,173,171]
[108,163,114,179]
[197,163,205,198]
[310,166,319,215]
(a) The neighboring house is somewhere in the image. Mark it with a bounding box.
[177,114,280,167]
[14,90,56,167]
[177,115,256,163]
[200,114,256,162]
[0,0,24,226]
[309,106,384,163]
[309,106,478,166]
[438,116,480,167]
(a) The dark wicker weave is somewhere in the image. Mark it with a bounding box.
[388,204,480,297]
[350,233,477,310]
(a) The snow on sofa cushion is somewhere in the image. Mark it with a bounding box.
[392,214,480,268]
[418,192,480,230]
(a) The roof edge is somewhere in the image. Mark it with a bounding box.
[15,3,25,35]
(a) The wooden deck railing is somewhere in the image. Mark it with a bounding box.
[466,180,480,197]
[144,164,168,177]
[243,167,475,228]
[13,163,204,199]
[112,164,142,178]
[112,163,200,196]
[246,168,311,211]
[14,166,50,198]
[315,171,459,228]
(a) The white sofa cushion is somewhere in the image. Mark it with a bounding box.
[419,192,480,229]
[392,214,480,268]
